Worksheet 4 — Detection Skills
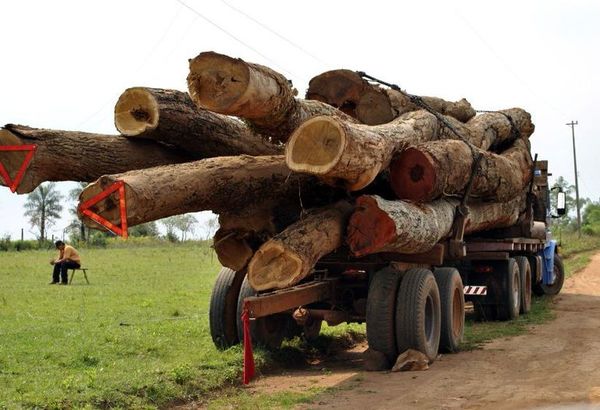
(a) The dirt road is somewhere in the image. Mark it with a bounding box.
[251,252,600,409]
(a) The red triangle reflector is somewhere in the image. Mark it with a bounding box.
[0,144,37,193]
[78,180,129,239]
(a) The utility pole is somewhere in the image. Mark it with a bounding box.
[566,120,581,238]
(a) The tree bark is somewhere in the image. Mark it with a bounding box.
[247,201,354,291]
[306,69,476,124]
[187,51,356,143]
[114,87,280,157]
[347,195,522,257]
[78,155,324,230]
[285,108,534,191]
[389,138,533,202]
[0,124,190,194]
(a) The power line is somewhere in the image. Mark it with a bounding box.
[174,0,298,79]
[220,0,327,65]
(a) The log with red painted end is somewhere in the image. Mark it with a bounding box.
[389,138,533,202]
[347,195,521,256]
[247,201,353,291]
[187,51,354,143]
[77,155,317,231]
[114,87,280,157]
[0,124,190,194]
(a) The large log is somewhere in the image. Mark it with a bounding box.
[114,87,280,157]
[306,69,476,124]
[389,138,533,202]
[214,205,303,272]
[0,124,190,194]
[247,201,353,291]
[78,155,333,231]
[187,51,356,143]
[285,108,534,191]
[347,195,521,257]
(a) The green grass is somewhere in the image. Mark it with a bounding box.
[2,234,599,409]
[0,244,243,409]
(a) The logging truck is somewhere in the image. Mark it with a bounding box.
[208,159,565,366]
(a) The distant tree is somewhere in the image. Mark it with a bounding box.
[550,176,589,231]
[160,216,178,241]
[583,201,600,227]
[23,182,64,241]
[173,214,198,241]
[129,221,159,237]
[205,216,219,240]
[68,182,88,242]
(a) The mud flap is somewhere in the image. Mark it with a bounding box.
[541,240,557,285]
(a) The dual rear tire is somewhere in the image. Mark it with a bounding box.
[366,266,464,364]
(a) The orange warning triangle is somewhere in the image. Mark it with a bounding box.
[78,180,129,238]
[0,144,37,193]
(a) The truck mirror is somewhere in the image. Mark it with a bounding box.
[556,191,566,216]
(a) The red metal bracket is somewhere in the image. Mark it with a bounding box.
[78,180,129,239]
[0,144,37,193]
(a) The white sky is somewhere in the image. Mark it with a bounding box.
[1,0,599,240]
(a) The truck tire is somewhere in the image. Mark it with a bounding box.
[515,256,532,314]
[433,267,464,353]
[236,277,289,349]
[497,258,521,321]
[366,267,401,364]
[209,267,244,349]
[395,268,441,362]
[541,253,565,296]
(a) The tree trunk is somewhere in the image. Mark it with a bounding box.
[247,201,354,291]
[285,108,534,191]
[389,138,533,202]
[306,69,476,124]
[78,155,323,230]
[0,124,191,194]
[187,51,356,143]
[468,108,535,150]
[347,195,522,257]
[114,87,281,157]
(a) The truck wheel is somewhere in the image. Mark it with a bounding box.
[497,258,521,321]
[515,256,532,314]
[433,267,464,353]
[236,277,288,349]
[209,267,244,349]
[530,255,545,296]
[395,268,441,362]
[541,254,565,296]
[366,267,401,364]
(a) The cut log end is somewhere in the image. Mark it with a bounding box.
[114,88,159,136]
[356,90,395,125]
[78,177,135,231]
[389,148,437,202]
[187,51,249,113]
[213,230,254,272]
[286,116,345,175]
[346,196,397,257]
[247,242,303,291]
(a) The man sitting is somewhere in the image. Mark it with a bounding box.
[49,240,81,285]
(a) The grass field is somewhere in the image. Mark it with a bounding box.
[0,243,236,409]
[1,234,598,409]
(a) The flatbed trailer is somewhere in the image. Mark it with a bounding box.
[208,159,565,366]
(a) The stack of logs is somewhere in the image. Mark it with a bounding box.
[0,51,537,292]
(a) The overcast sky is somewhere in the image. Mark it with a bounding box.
[1,0,599,240]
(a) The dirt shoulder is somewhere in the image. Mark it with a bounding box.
[249,252,600,409]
